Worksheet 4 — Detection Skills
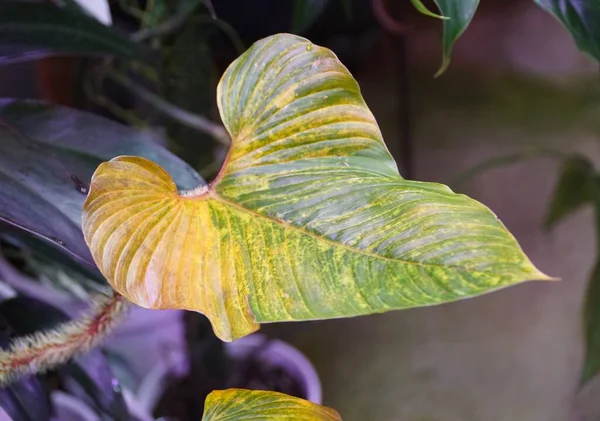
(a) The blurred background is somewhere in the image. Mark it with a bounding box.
[1,1,599,420]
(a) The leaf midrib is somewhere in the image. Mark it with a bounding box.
[205,190,527,277]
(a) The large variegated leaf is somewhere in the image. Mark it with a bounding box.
[82,34,551,342]
[202,389,341,421]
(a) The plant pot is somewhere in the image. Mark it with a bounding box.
[226,334,322,404]
[136,333,322,416]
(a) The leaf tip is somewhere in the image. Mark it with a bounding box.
[410,0,449,20]
[531,267,560,282]
[434,56,450,78]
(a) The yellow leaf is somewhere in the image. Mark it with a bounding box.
[202,389,342,421]
[82,34,552,342]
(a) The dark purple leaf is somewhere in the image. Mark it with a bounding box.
[0,99,204,266]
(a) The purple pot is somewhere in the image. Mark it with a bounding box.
[226,334,322,404]
[136,333,322,414]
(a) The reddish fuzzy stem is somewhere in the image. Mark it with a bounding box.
[0,290,128,384]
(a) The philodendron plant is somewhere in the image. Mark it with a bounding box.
[0,34,551,419]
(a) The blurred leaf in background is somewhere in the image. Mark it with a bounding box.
[0,314,52,421]
[535,0,600,62]
[583,233,600,386]
[545,154,596,230]
[0,2,149,64]
[161,17,218,174]
[0,297,130,421]
[292,0,331,33]
[542,155,600,389]
[432,0,480,76]
[0,100,203,267]
[141,0,171,29]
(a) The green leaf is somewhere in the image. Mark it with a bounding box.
[432,0,479,76]
[545,154,596,230]
[202,389,341,421]
[580,178,600,387]
[535,0,600,62]
[0,2,150,64]
[82,34,551,342]
[292,0,330,33]
[583,256,600,386]
[142,0,169,29]
[0,99,204,267]
[411,0,448,20]
[131,0,209,42]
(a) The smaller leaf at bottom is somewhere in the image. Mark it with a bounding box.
[202,389,342,421]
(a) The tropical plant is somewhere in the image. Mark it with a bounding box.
[2,0,599,419]
[0,22,549,421]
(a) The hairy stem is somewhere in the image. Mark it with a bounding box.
[0,290,128,384]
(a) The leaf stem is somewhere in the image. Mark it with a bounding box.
[189,15,245,55]
[0,289,128,385]
[131,0,201,42]
[108,70,230,146]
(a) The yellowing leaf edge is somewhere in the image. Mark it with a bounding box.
[82,34,555,342]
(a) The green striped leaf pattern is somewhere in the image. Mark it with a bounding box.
[83,34,551,342]
[202,389,342,420]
